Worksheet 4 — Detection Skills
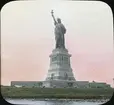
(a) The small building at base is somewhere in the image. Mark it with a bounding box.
[11,80,111,88]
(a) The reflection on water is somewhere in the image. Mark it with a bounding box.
[42,100,75,105]
[6,99,107,105]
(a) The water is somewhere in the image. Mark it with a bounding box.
[6,99,108,105]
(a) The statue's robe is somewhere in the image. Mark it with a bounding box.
[54,23,66,48]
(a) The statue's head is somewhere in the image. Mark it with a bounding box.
[57,18,61,23]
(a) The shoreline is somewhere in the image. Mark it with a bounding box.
[3,95,111,99]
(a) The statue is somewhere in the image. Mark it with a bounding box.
[51,10,66,49]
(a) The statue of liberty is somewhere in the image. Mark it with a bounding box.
[51,10,66,49]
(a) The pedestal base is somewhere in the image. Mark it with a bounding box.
[45,48,76,87]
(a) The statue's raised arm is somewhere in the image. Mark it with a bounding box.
[51,10,57,25]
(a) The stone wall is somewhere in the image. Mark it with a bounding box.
[11,81,111,88]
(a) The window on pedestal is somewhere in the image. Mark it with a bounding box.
[53,57,56,61]
[51,73,54,80]
[52,56,57,62]
[64,72,68,79]
[64,57,68,63]
[58,55,61,61]
[61,56,63,61]
[56,55,59,61]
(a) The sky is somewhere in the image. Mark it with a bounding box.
[1,0,114,87]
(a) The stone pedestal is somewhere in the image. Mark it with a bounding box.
[45,48,76,84]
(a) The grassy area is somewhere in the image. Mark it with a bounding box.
[1,86,114,99]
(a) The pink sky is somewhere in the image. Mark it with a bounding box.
[1,0,114,87]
